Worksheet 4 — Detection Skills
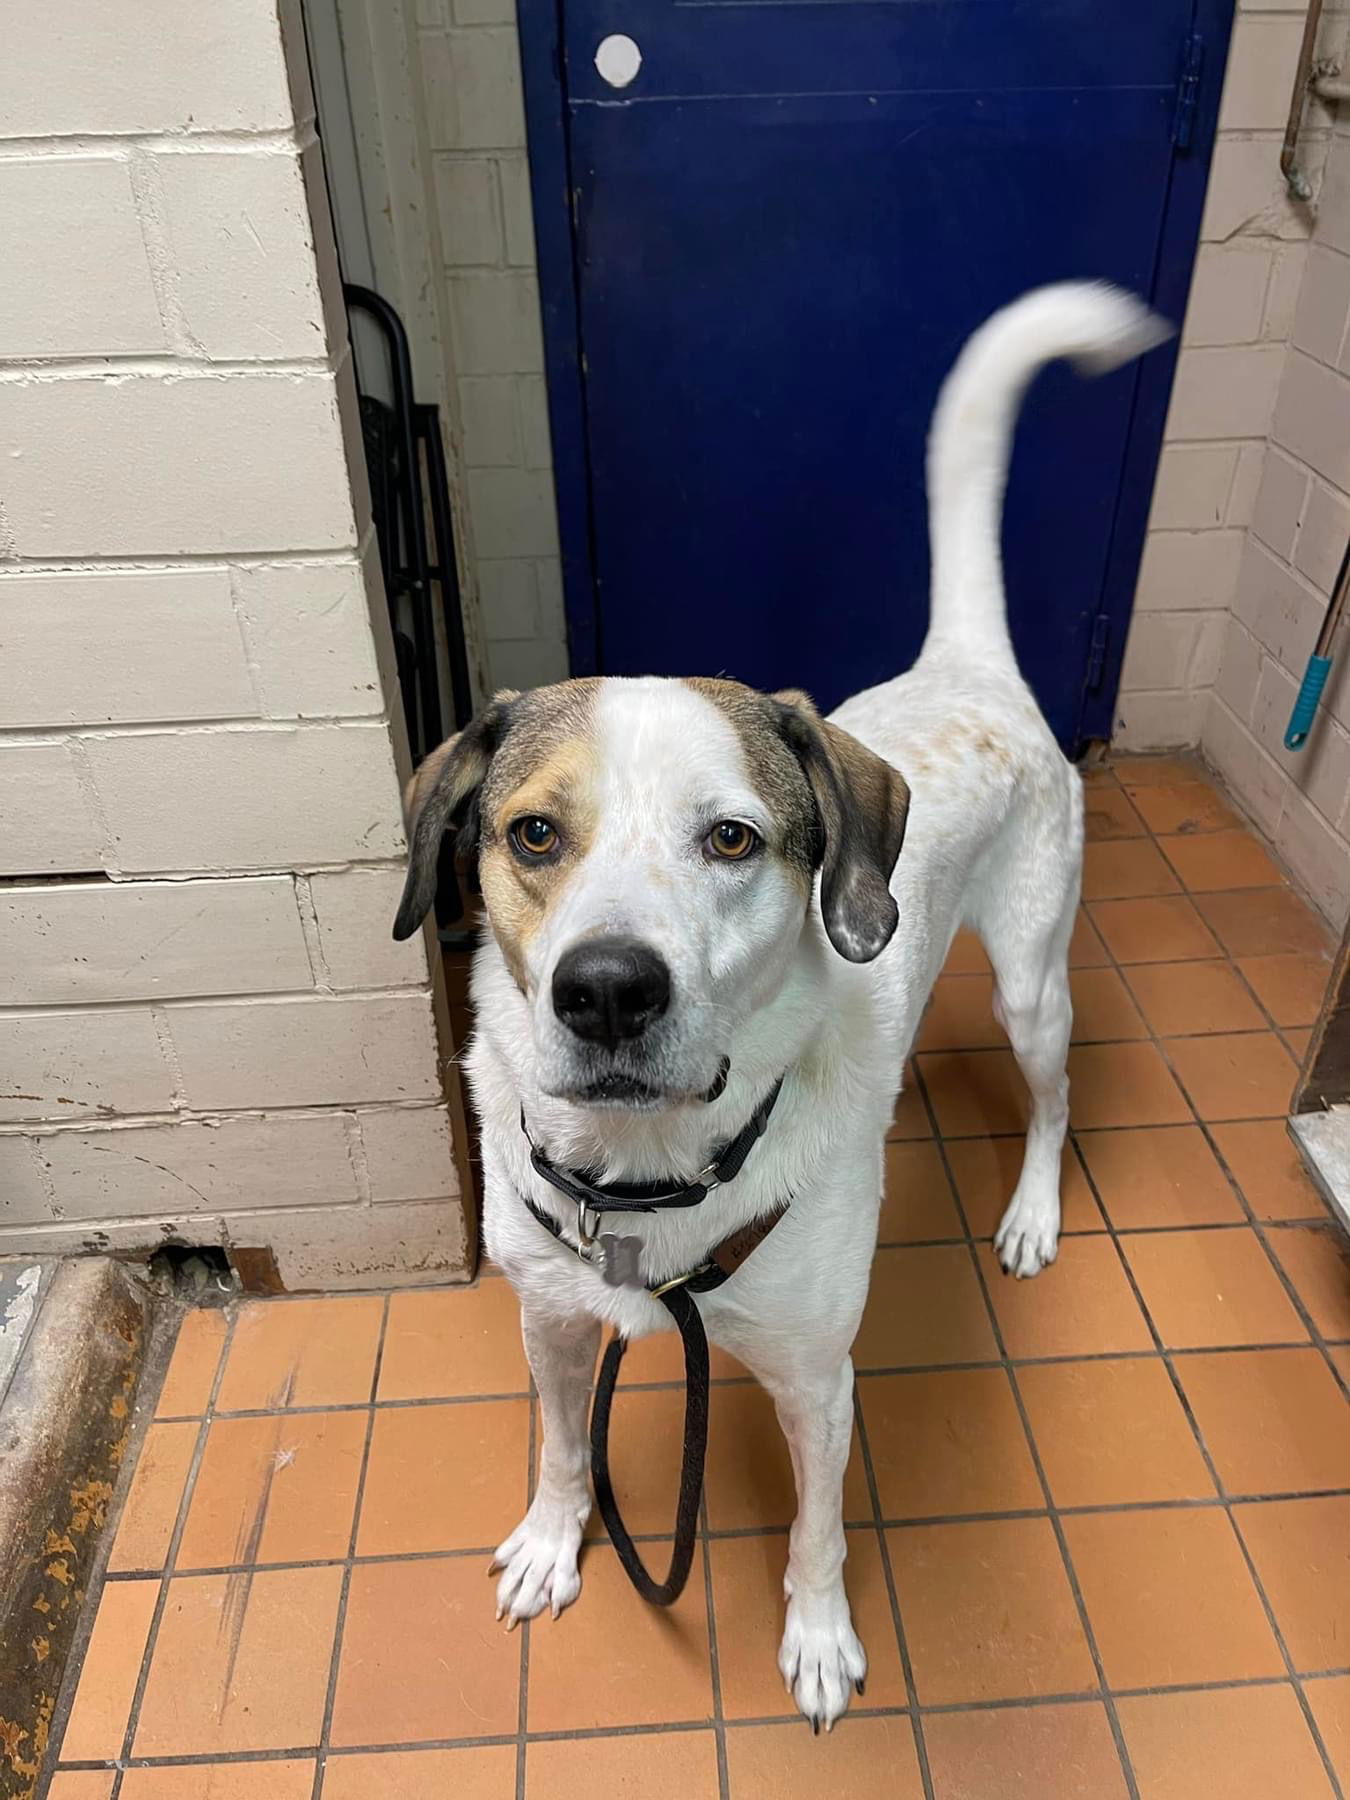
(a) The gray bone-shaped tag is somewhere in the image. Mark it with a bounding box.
[599,1233,645,1288]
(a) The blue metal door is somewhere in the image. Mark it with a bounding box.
[520,0,1232,751]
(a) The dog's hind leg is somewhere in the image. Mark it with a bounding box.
[492,1306,600,1626]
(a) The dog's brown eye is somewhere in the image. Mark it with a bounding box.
[706,820,759,861]
[511,816,559,857]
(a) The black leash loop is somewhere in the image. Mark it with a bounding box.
[589,1283,709,1606]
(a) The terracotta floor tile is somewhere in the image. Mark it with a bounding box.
[1330,1344,1350,1386]
[1267,1224,1350,1339]
[1158,828,1284,892]
[178,1409,366,1568]
[156,1309,227,1417]
[379,1282,528,1401]
[945,1137,1103,1238]
[1125,778,1240,836]
[1067,1043,1191,1129]
[331,1556,519,1746]
[120,1764,315,1799]
[107,1420,198,1572]
[325,1746,516,1799]
[723,1717,924,1799]
[1069,908,1110,967]
[528,1732,720,1800]
[703,1380,872,1530]
[919,1049,1027,1136]
[1212,1119,1327,1221]
[618,1329,745,1384]
[1064,1507,1283,1688]
[1165,1032,1297,1123]
[978,1239,1152,1358]
[862,1368,1041,1519]
[1123,960,1266,1037]
[134,1566,341,1755]
[1017,1358,1215,1507]
[1122,1228,1307,1349]
[888,1517,1096,1705]
[917,974,1005,1051]
[1082,784,1146,841]
[1111,754,1206,787]
[1117,1685,1334,1800]
[358,1398,530,1555]
[1285,1025,1313,1060]
[216,1297,383,1412]
[1307,1676,1350,1792]
[1078,1125,1242,1228]
[1178,1349,1350,1494]
[710,1529,907,1719]
[47,1779,114,1800]
[944,928,992,974]
[1082,838,1181,900]
[1239,952,1331,1027]
[878,1138,963,1243]
[922,1702,1130,1800]
[1087,895,1220,965]
[888,1067,931,1141]
[853,1246,998,1369]
[526,1542,712,1731]
[59,1578,159,1761]
[1068,966,1148,1041]
[1195,887,1331,958]
[1235,1496,1350,1672]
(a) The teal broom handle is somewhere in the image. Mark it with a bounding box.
[1285,655,1333,750]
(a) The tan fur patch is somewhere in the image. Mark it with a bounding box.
[682,677,820,887]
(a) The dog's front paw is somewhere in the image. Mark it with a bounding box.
[778,1588,867,1733]
[490,1492,587,1627]
[995,1191,1060,1279]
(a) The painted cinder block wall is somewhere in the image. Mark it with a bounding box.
[0,0,471,1287]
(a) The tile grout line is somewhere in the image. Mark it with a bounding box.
[697,1492,731,1800]
[909,1057,1142,1800]
[108,1306,240,1798]
[311,1290,392,1800]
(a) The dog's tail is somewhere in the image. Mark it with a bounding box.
[924,281,1172,662]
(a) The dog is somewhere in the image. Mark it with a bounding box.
[393,282,1169,1729]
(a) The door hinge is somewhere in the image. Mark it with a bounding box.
[1086,614,1111,691]
[1173,31,1204,150]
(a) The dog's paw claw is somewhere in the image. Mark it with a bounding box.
[994,1194,1060,1280]
[492,1495,588,1628]
[779,1592,866,1732]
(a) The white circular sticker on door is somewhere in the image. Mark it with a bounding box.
[595,33,642,89]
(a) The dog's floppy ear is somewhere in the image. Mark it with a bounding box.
[772,688,910,963]
[392,694,516,941]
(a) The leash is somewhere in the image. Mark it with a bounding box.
[519,1080,787,1605]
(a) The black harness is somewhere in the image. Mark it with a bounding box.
[518,1080,786,1605]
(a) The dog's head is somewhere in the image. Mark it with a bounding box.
[394,677,909,1110]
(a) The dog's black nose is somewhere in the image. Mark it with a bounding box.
[552,937,671,1049]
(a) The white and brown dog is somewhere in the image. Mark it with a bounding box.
[393,283,1169,1729]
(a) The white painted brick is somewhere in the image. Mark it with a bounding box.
[449,271,544,373]
[231,561,384,718]
[1253,657,1350,826]
[168,994,441,1109]
[1166,346,1286,441]
[0,374,356,558]
[1191,612,1229,688]
[1276,788,1350,923]
[1292,246,1350,365]
[1264,243,1309,341]
[1134,530,1245,613]
[1251,449,1308,560]
[487,635,570,691]
[307,868,429,988]
[0,744,102,877]
[498,155,537,266]
[3,0,295,136]
[1147,445,1239,530]
[536,559,565,633]
[358,1104,460,1202]
[420,29,526,151]
[518,374,553,469]
[1293,480,1350,593]
[466,469,559,558]
[451,0,515,24]
[85,724,405,874]
[1181,243,1272,347]
[1215,616,1264,725]
[1112,689,1207,752]
[1203,697,1288,841]
[459,376,521,466]
[153,148,329,361]
[0,1011,172,1123]
[34,1114,359,1222]
[1218,16,1306,130]
[1200,136,1325,244]
[1274,350,1350,490]
[0,877,311,1007]
[0,569,254,729]
[0,159,161,358]
[434,156,503,266]
[1232,538,1325,667]
[1227,443,1267,525]
[478,560,541,638]
[1317,132,1350,257]
[0,1138,46,1216]
[417,0,448,23]
[1120,612,1206,693]
[266,1196,468,1290]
